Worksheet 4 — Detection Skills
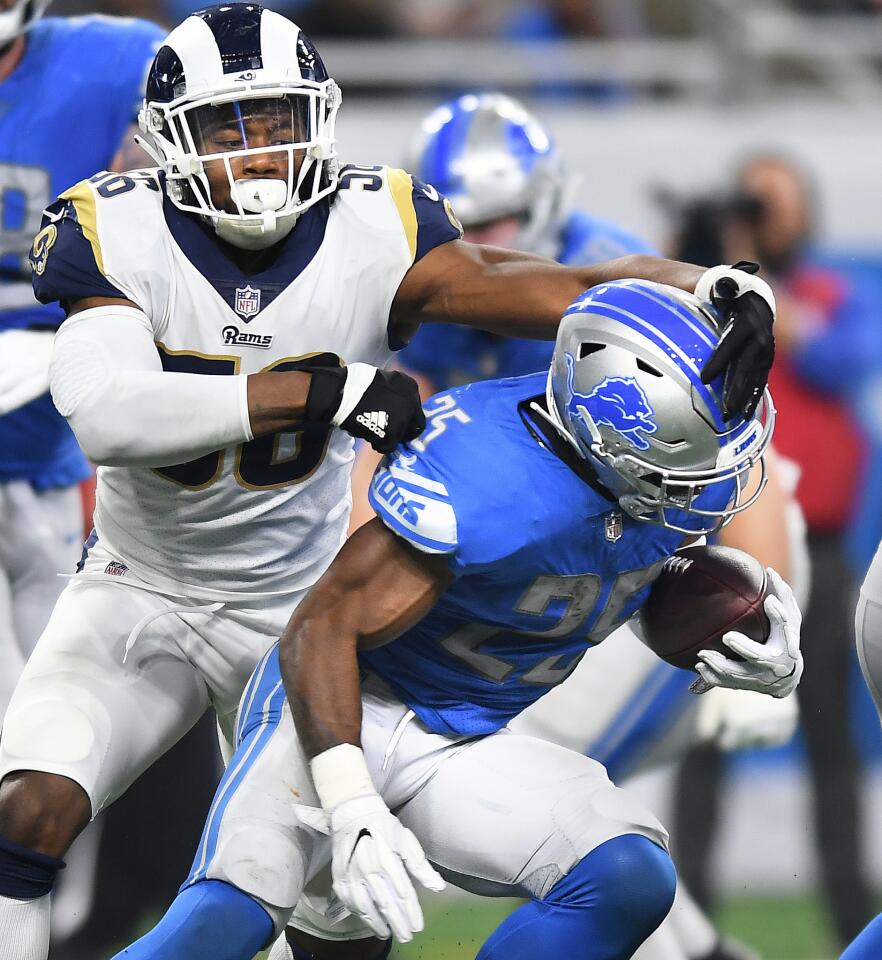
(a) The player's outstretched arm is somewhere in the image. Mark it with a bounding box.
[392,246,776,420]
[279,518,451,943]
[50,298,425,466]
[391,239,706,340]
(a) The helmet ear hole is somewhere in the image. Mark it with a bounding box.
[636,358,664,377]
[577,342,605,360]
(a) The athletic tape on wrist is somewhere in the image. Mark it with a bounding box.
[694,265,733,302]
[331,363,378,427]
[310,743,376,811]
[695,264,776,313]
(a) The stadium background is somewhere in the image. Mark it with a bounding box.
[32,1,882,957]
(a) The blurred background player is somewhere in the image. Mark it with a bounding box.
[669,153,882,951]
[345,91,802,960]
[0,5,225,958]
[0,0,160,722]
[843,539,882,957]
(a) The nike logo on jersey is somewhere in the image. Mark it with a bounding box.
[356,411,389,438]
[222,326,273,349]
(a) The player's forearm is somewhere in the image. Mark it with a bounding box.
[282,520,453,757]
[281,612,364,758]
[578,255,704,297]
[415,249,704,340]
[246,370,312,435]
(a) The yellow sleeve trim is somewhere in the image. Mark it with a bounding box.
[386,168,418,264]
[60,180,105,276]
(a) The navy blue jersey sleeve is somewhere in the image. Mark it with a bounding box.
[386,168,462,266]
[410,175,463,262]
[30,189,126,312]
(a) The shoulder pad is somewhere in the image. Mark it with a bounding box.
[335,164,462,265]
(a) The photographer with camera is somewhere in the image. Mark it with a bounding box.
[670,154,879,950]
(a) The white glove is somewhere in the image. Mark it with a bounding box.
[692,568,803,699]
[296,794,445,943]
[0,329,55,415]
[696,685,799,751]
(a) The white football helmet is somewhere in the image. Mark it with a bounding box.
[0,0,50,46]
[137,3,340,250]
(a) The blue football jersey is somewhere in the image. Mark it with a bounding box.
[364,373,733,737]
[0,15,163,488]
[399,210,655,391]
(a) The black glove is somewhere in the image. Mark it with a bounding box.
[305,362,425,454]
[699,262,775,420]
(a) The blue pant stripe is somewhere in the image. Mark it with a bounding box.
[590,662,693,781]
[235,644,277,746]
[188,676,286,886]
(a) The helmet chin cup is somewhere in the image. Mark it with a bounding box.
[213,207,299,251]
[0,8,23,45]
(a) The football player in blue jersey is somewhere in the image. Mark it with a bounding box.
[0,0,163,708]
[113,280,801,960]
[340,94,796,960]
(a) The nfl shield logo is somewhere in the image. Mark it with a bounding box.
[604,511,623,543]
[234,285,261,319]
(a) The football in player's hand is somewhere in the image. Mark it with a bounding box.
[639,545,770,671]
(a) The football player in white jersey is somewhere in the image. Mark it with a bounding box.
[0,5,777,958]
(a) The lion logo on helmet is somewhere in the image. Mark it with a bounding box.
[565,353,659,451]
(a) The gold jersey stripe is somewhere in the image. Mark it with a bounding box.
[387,168,418,263]
[59,180,105,275]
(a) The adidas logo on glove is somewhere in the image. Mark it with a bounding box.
[356,411,389,438]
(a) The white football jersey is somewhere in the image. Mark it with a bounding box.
[33,164,462,598]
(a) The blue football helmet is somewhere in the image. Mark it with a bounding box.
[138,3,340,250]
[406,92,564,257]
[541,280,775,535]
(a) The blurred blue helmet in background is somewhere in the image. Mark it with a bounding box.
[407,91,565,257]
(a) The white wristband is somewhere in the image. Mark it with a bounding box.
[694,264,734,302]
[331,362,377,427]
[310,743,376,811]
[695,264,776,315]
